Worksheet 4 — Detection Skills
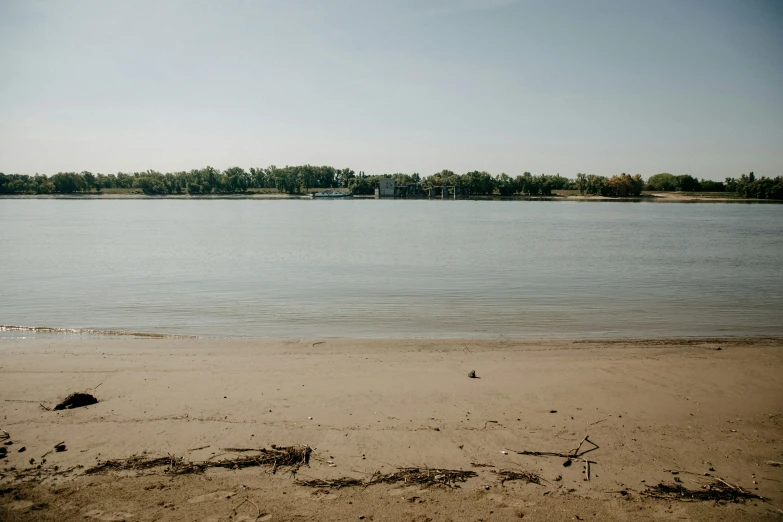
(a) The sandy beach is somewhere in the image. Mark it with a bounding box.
[1,336,782,521]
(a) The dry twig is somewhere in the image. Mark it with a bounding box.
[510,435,598,463]
[231,497,265,522]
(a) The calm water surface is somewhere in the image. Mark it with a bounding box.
[1,200,781,338]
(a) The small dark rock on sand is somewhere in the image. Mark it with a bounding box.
[468,370,476,378]
[54,393,98,410]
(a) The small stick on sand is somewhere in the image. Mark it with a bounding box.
[584,459,590,481]
[231,497,263,522]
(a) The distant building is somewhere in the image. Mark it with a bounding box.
[375,178,463,199]
[375,178,396,199]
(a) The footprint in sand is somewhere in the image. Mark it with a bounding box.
[388,486,427,498]
[187,491,236,504]
[82,509,135,521]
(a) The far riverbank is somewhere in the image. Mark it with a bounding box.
[2,192,780,202]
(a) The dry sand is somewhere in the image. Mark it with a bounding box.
[1,336,782,521]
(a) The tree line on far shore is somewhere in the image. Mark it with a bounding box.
[0,167,781,200]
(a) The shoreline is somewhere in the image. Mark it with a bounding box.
[3,325,782,343]
[2,336,781,521]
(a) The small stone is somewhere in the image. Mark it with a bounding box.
[468,370,476,378]
[18,447,26,453]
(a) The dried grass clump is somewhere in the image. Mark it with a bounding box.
[368,467,477,488]
[296,477,365,489]
[86,445,312,476]
[494,469,543,485]
[642,479,766,503]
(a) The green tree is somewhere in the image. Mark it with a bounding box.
[646,173,677,191]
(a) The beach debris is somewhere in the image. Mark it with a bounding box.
[494,469,543,485]
[296,477,364,489]
[468,370,476,378]
[766,461,781,467]
[584,459,590,481]
[54,442,67,452]
[0,429,9,441]
[510,435,598,468]
[368,467,477,488]
[295,467,477,490]
[0,447,6,459]
[230,497,264,521]
[18,447,26,453]
[501,450,509,455]
[549,410,557,414]
[86,445,312,476]
[642,478,766,503]
[53,392,98,411]
[713,347,722,351]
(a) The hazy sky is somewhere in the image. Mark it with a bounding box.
[1,0,781,180]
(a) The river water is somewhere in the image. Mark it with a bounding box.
[1,199,781,339]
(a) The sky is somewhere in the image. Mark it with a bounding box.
[1,0,781,180]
